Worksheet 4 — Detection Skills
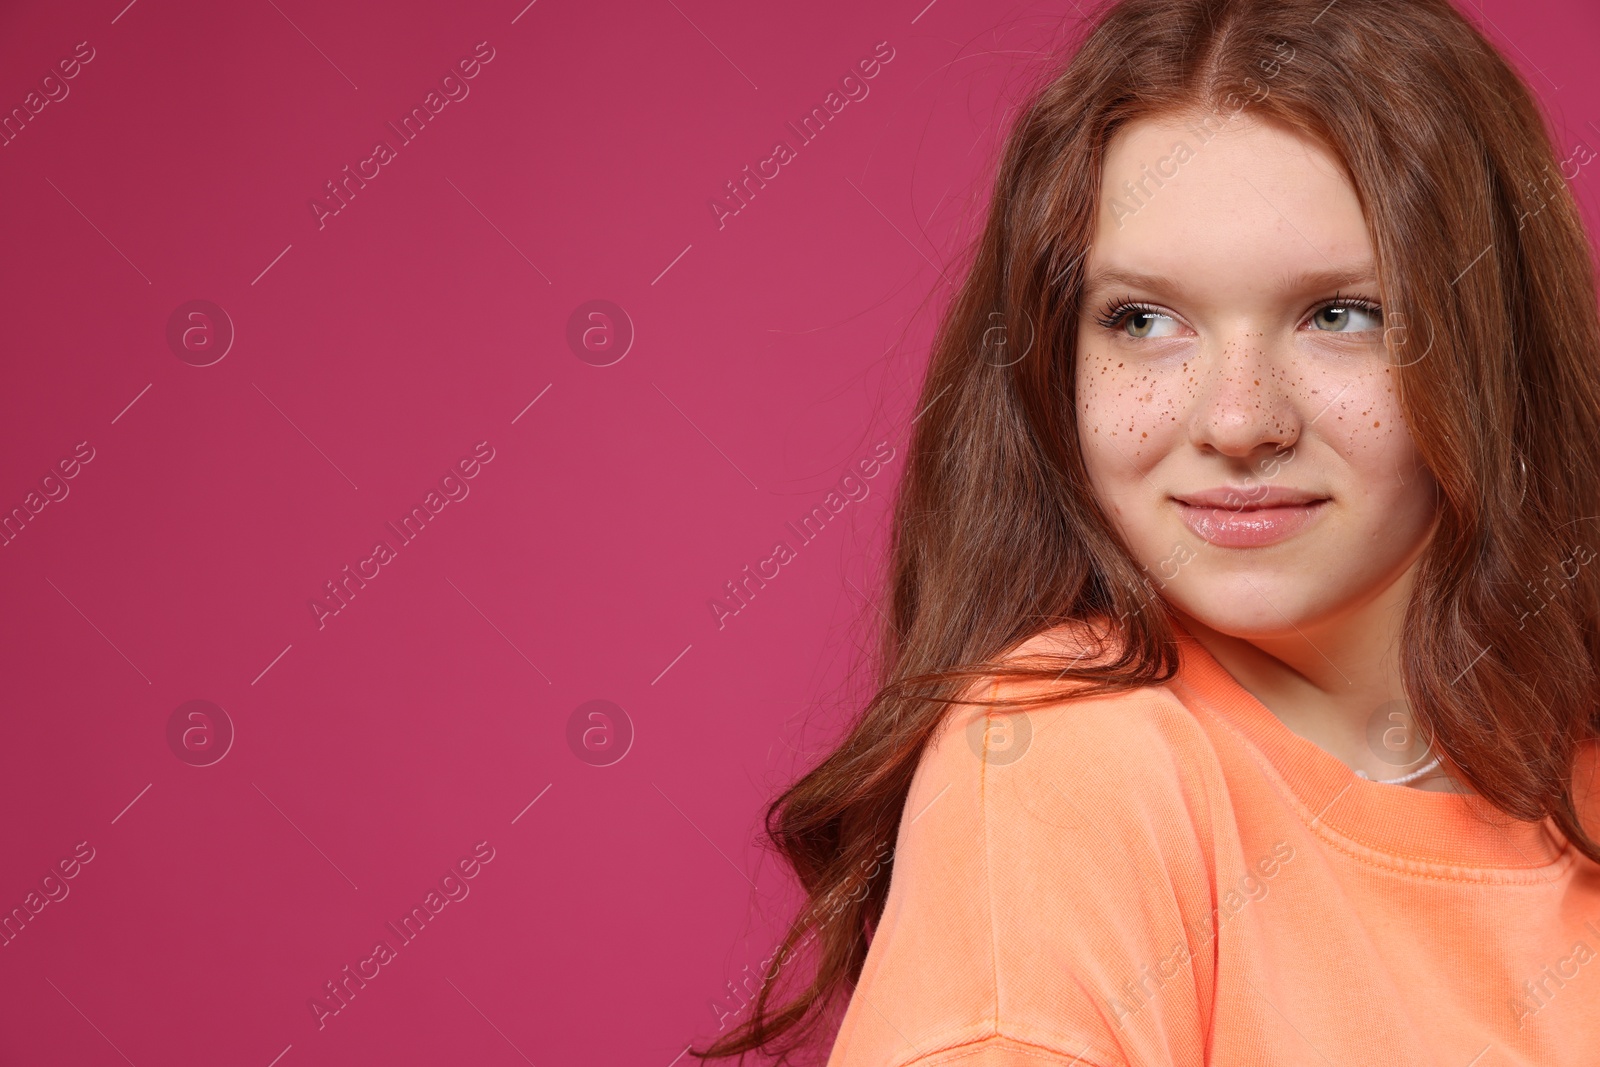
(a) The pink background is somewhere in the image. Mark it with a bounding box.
[1,0,1596,1064]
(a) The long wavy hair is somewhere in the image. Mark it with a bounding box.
[695,0,1600,1060]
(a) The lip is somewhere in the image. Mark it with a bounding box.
[1173,486,1327,509]
[1173,488,1329,548]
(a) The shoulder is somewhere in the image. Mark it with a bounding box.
[923,619,1223,826]
[917,623,1225,884]
[826,622,1226,1067]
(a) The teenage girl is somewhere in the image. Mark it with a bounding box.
[695,0,1600,1063]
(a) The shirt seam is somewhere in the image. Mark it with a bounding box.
[886,1029,1116,1067]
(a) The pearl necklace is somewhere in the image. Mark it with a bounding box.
[1354,754,1443,786]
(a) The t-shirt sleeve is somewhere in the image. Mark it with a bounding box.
[824,674,1224,1067]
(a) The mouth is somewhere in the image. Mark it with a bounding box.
[1171,488,1330,548]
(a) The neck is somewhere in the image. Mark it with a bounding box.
[1169,548,1472,793]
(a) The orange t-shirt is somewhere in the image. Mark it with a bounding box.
[825,622,1600,1066]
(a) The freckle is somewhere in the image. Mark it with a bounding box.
[1374,420,1380,427]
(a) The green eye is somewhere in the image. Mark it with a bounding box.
[1112,307,1177,338]
[1091,301,1180,338]
[1310,303,1382,332]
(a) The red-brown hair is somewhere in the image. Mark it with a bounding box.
[695,0,1600,1060]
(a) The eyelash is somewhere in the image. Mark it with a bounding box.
[1091,292,1384,333]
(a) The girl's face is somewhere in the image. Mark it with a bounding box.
[1074,114,1438,635]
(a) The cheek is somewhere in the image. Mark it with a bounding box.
[1313,365,1429,482]
[1075,346,1189,470]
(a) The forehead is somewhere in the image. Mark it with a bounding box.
[1083,115,1375,299]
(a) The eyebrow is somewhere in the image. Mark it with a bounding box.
[1078,263,1379,301]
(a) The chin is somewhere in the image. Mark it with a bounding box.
[1162,573,1330,639]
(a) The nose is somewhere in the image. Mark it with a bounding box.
[1187,336,1302,464]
